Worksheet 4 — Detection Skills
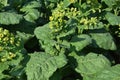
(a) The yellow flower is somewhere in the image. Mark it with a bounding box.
[49,16,54,21]
[3,29,9,35]
[0,33,4,38]
[1,58,7,62]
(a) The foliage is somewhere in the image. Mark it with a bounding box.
[0,0,120,80]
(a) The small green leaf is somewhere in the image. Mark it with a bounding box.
[0,0,7,9]
[0,62,9,73]
[26,52,67,80]
[0,62,9,79]
[16,31,34,44]
[63,0,75,8]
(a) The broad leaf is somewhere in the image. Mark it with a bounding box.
[21,1,41,9]
[34,23,54,41]
[69,52,111,77]
[95,64,120,80]
[105,12,120,25]
[0,12,23,25]
[70,34,92,51]
[90,32,116,50]
[26,52,67,80]
[23,9,40,22]
[102,0,116,7]
[34,24,57,54]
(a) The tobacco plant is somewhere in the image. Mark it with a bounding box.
[0,0,120,80]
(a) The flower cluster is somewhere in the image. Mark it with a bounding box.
[0,27,21,62]
[49,2,80,32]
[79,17,98,29]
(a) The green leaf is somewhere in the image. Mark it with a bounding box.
[16,31,34,44]
[69,52,111,78]
[26,52,67,80]
[23,9,40,22]
[21,1,41,9]
[70,34,92,51]
[20,1,41,22]
[63,0,71,8]
[0,0,7,9]
[48,0,59,2]
[90,32,116,50]
[0,0,7,6]
[34,24,57,54]
[95,64,120,80]
[34,23,54,41]
[102,0,116,7]
[9,65,25,78]
[8,52,24,66]
[0,62,9,74]
[0,62,9,79]
[0,12,23,25]
[105,12,120,25]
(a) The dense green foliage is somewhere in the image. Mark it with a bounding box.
[0,0,120,80]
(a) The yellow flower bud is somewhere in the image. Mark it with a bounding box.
[49,16,54,21]
[3,37,9,42]
[3,29,9,35]
[0,33,4,38]
[1,58,7,62]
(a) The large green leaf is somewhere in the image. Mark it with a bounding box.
[95,64,120,80]
[69,52,111,77]
[90,32,116,50]
[0,12,23,25]
[34,24,57,54]
[70,34,92,51]
[26,52,67,80]
[105,12,120,25]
